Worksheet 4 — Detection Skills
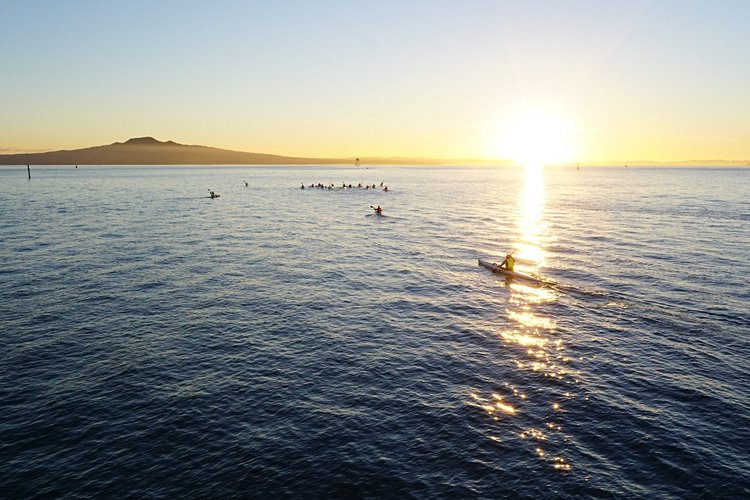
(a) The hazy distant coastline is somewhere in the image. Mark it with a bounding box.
[0,137,747,167]
[0,137,464,166]
[0,137,343,166]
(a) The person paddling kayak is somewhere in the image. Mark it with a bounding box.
[373,205,383,215]
[498,253,515,271]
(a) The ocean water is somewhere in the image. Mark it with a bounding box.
[1,165,748,498]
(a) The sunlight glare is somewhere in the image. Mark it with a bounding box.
[489,111,577,166]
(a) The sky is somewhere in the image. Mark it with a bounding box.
[1,0,749,162]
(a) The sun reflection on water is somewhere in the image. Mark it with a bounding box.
[514,164,547,269]
[472,163,578,471]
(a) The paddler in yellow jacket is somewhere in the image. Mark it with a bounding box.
[498,253,515,271]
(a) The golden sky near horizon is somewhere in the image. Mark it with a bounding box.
[2,1,749,163]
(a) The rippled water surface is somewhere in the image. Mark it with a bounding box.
[1,165,749,498]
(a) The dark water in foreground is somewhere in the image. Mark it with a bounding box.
[1,165,749,498]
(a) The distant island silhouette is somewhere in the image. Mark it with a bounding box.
[0,137,347,166]
[0,137,455,166]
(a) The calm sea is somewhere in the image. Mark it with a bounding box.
[1,165,749,498]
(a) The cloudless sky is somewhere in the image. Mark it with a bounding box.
[2,0,749,161]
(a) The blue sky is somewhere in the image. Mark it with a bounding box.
[2,0,749,161]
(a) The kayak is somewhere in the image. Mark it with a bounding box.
[478,258,541,283]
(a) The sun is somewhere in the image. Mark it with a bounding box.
[487,111,578,166]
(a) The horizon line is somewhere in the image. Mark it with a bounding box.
[1,136,749,166]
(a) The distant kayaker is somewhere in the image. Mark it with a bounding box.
[374,205,383,215]
[301,183,305,189]
[498,253,515,271]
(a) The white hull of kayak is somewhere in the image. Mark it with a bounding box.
[478,259,541,283]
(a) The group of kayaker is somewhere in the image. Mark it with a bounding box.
[207,179,389,209]
[302,181,388,191]
[299,182,388,215]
